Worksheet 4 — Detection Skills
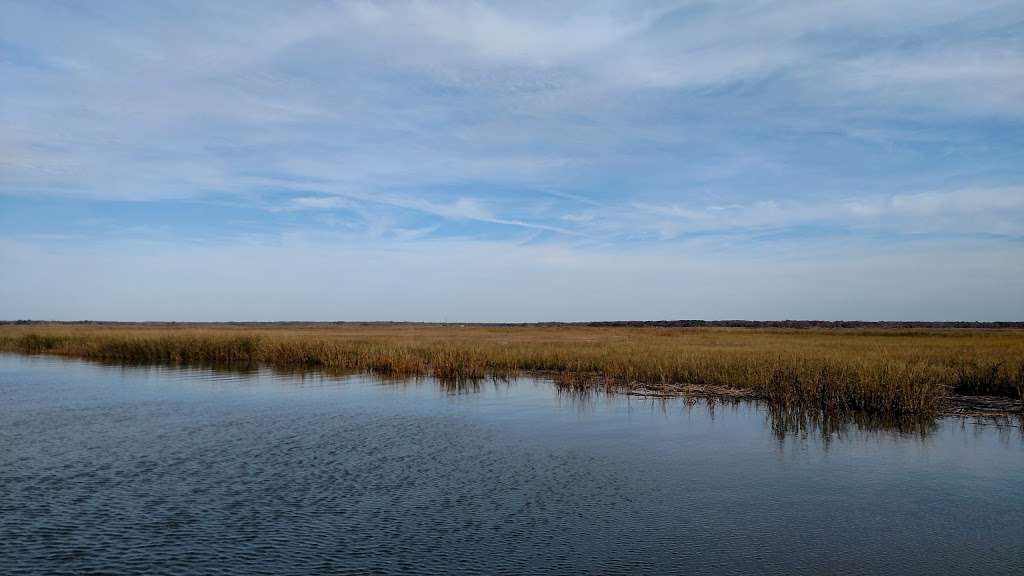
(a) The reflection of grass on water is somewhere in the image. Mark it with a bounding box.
[556,384,948,440]
[764,402,939,440]
[3,324,1023,421]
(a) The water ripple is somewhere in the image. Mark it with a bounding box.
[1,354,1022,575]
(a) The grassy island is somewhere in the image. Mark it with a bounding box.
[2,323,1021,418]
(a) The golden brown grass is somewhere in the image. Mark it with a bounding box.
[2,323,1022,417]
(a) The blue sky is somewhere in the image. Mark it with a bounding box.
[2,1,1023,321]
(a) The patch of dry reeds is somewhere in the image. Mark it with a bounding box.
[2,323,1022,417]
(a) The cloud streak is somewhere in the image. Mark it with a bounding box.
[632,187,1024,239]
[1,1,1022,319]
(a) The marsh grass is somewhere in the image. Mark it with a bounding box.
[2,324,1022,417]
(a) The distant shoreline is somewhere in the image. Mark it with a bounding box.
[4,320,1024,329]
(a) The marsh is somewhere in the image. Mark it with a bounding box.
[4,324,1022,419]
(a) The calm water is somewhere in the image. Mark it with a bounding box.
[1,354,1022,575]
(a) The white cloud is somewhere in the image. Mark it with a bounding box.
[341,0,657,69]
[631,187,1024,238]
[1,0,1022,293]
[284,196,354,210]
[829,42,1024,116]
[2,0,1022,212]
[561,212,595,223]
[890,188,1024,216]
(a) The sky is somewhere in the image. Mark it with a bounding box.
[1,0,1023,321]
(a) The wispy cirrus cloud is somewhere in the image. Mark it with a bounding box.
[2,1,1023,319]
[631,187,1024,239]
[3,0,1022,207]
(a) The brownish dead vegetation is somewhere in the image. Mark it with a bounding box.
[2,323,1022,418]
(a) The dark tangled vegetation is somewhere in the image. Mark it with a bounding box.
[2,323,1022,418]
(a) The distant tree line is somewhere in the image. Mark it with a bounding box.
[3,319,1023,329]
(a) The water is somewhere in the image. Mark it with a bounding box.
[1,354,1021,575]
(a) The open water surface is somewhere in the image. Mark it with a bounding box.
[1,353,1022,575]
